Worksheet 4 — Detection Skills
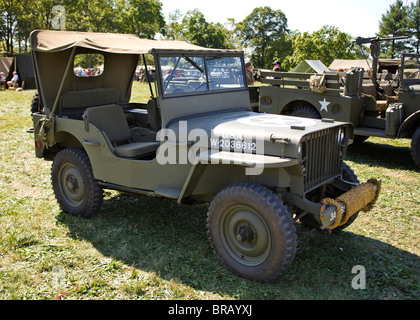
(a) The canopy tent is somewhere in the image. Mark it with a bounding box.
[13,54,36,89]
[328,58,401,80]
[291,60,329,74]
[0,57,13,77]
[0,55,35,89]
[329,59,374,72]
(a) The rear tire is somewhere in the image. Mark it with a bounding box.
[51,148,103,218]
[207,183,297,282]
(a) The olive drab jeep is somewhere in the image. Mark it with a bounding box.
[30,30,381,282]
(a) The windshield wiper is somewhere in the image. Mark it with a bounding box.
[183,56,204,73]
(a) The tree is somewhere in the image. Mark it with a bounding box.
[64,0,118,33]
[118,0,165,39]
[238,7,289,68]
[378,0,411,58]
[166,9,229,49]
[165,9,184,40]
[408,0,420,53]
[282,26,362,71]
[265,33,293,71]
[223,18,243,49]
[0,0,25,55]
[1,0,167,56]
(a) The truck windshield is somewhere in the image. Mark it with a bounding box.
[159,55,245,96]
[402,55,420,80]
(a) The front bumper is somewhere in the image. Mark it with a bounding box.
[320,179,381,230]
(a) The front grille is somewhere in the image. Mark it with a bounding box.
[300,127,345,192]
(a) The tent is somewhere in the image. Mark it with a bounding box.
[11,54,36,89]
[0,57,13,77]
[329,59,374,72]
[291,60,330,73]
[4,54,36,89]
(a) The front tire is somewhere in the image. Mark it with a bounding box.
[206,183,297,282]
[411,127,420,170]
[51,148,103,218]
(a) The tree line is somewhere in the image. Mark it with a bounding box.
[1,0,419,70]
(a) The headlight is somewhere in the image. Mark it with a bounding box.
[297,143,302,157]
[338,128,345,145]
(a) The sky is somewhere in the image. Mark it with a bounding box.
[159,0,416,39]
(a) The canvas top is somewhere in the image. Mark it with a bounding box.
[30,30,241,54]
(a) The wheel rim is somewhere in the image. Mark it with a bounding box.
[58,163,86,207]
[220,205,271,266]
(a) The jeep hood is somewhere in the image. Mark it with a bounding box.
[164,110,353,159]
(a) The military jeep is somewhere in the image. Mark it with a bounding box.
[30,30,380,282]
[256,37,420,170]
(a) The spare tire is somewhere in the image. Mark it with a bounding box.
[31,92,42,114]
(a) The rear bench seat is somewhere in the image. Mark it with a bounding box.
[59,88,160,158]
[59,88,120,118]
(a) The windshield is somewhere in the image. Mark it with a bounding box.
[159,55,245,96]
[402,55,420,81]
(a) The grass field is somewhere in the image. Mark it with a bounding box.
[0,83,418,300]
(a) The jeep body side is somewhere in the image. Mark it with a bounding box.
[30,30,380,281]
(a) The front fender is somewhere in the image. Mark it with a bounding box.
[399,110,420,138]
[176,150,299,203]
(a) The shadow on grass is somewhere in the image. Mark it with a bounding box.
[57,192,420,300]
[347,140,417,171]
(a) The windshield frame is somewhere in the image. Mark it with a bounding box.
[156,52,247,98]
[400,53,420,86]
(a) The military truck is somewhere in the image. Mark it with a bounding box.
[30,30,380,282]
[256,37,420,170]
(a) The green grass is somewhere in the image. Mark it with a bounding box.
[0,85,419,300]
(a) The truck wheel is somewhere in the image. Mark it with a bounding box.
[290,105,321,119]
[411,127,420,170]
[51,148,103,218]
[206,183,297,282]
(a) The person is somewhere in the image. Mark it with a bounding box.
[0,72,6,89]
[272,60,283,72]
[7,71,19,89]
[245,61,255,85]
[271,60,282,87]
